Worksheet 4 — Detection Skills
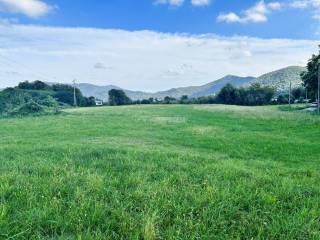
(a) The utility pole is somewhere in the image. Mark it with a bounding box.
[318,65,320,114]
[73,79,77,107]
[289,80,292,107]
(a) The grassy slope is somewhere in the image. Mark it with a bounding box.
[0,105,319,239]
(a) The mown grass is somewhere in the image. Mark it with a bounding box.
[0,105,319,239]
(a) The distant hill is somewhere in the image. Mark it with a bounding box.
[77,75,256,101]
[191,75,256,97]
[61,66,306,101]
[253,66,305,92]
[76,83,154,101]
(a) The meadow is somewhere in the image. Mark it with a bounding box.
[0,104,319,239]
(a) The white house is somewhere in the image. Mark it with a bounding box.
[95,99,103,106]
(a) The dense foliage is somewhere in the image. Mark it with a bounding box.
[216,83,275,106]
[0,81,96,116]
[108,89,132,106]
[17,81,96,107]
[0,88,58,116]
[301,47,320,101]
[18,80,50,90]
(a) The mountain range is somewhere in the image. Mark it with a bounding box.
[1,66,304,100]
[75,66,305,101]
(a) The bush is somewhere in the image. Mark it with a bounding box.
[37,95,59,108]
[10,101,45,116]
[0,88,32,113]
[277,94,289,104]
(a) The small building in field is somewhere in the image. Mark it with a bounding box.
[95,99,103,106]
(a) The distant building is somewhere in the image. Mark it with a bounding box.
[95,99,103,106]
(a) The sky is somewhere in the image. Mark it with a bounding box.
[0,0,319,91]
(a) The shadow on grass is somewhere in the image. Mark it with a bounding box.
[278,104,309,112]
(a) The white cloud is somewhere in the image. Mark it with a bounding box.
[268,2,282,10]
[94,62,113,70]
[0,24,317,91]
[291,0,320,8]
[217,12,242,23]
[218,1,282,24]
[154,0,184,7]
[191,0,211,7]
[154,0,211,7]
[0,0,53,18]
[290,1,309,8]
[290,0,320,20]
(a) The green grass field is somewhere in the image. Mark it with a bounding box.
[0,105,319,239]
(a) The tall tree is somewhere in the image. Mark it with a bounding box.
[108,89,131,106]
[217,84,240,105]
[301,46,320,100]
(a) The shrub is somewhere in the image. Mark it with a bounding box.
[10,101,45,116]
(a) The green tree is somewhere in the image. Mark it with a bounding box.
[180,95,189,104]
[163,96,176,104]
[215,83,275,106]
[108,89,131,106]
[52,84,92,107]
[244,83,275,106]
[217,84,240,105]
[18,80,49,90]
[292,87,306,100]
[141,99,151,104]
[301,46,320,100]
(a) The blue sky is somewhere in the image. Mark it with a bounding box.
[0,0,319,91]
[2,0,319,39]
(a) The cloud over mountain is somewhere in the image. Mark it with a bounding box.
[0,24,317,91]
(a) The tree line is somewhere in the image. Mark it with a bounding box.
[108,83,309,106]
